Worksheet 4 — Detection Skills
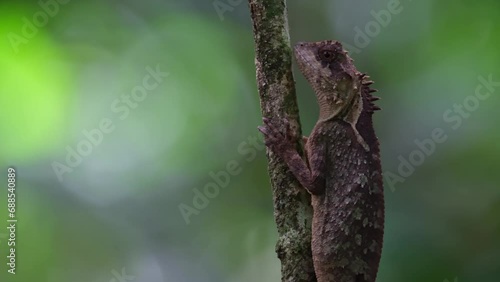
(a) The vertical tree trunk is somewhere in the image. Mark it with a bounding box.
[248,1,316,281]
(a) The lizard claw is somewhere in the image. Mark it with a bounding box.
[257,126,274,142]
[258,117,294,152]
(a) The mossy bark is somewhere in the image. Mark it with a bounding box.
[248,1,316,281]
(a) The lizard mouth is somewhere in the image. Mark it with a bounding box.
[293,42,317,74]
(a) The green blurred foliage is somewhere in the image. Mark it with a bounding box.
[0,5,72,165]
[0,0,499,281]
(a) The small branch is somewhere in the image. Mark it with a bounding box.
[248,0,316,281]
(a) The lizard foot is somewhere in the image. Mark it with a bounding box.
[258,117,295,154]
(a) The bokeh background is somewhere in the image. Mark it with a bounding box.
[0,0,499,281]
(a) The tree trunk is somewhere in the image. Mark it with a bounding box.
[248,1,316,281]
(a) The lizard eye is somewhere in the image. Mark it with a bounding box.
[319,49,335,62]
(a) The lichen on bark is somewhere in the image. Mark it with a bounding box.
[248,0,316,281]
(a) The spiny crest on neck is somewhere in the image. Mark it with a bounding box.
[359,73,381,113]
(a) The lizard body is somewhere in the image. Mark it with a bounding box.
[259,40,384,282]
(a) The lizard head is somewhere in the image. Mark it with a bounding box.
[294,40,362,122]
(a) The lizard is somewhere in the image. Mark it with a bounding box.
[258,40,384,282]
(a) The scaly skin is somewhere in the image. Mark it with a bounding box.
[259,40,384,282]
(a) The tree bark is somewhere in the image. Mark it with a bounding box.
[248,1,316,281]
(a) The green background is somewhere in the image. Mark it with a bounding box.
[0,0,499,281]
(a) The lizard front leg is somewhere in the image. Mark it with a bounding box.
[258,118,325,195]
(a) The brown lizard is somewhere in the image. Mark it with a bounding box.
[258,40,384,282]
